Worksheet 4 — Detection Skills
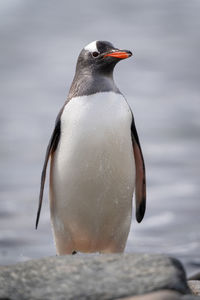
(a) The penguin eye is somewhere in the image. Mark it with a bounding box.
[92,51,99,58]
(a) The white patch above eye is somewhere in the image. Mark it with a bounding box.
[84,41,98,53]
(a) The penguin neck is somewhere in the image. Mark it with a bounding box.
[67,71,120,100]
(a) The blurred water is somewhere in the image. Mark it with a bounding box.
[0,0,200,276]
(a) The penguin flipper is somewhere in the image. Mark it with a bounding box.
[35,113,61,229]
[131,117,146,223]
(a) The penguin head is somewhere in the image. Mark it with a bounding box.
[75,41,132,76]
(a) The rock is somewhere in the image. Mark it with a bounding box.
[0,253,190,300]
[119,290,200,300]
[189,273,200,281]
[118,289,182,299]
[188,280,200,296]
[182,296,200,299]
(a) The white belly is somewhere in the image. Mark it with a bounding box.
[50,91,135,253]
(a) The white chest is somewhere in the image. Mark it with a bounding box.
[52,91,135,188]
[60,91,132,149]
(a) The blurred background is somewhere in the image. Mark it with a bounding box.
[0,0,199,276]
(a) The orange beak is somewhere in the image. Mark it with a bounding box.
[104,51,132,59]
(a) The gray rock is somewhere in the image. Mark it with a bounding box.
[118,289,182,299]
[188,273,200,281]
[182,296,200,300]
[0,253,190,300]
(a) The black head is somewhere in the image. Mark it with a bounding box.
[75,40,132,77]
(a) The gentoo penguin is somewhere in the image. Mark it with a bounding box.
[36,41,146,254]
